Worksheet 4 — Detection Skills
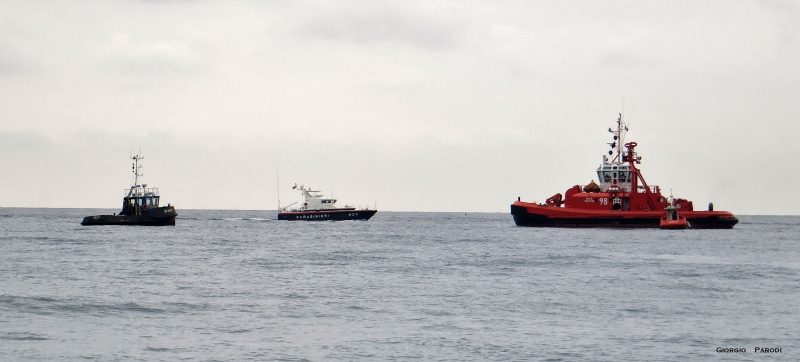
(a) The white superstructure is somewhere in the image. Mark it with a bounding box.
[594,113,657,194]
[282,184,353,211]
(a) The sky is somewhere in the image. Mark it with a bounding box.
[1,0,799,214]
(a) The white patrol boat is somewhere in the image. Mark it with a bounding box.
[81,154,177,226]
[277,184,377,221]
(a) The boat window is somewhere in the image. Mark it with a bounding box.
[603,166,611,170]
[618,171,629,182]
[602,171,612,183]
[612,166,618,170]
[597,171,603,181]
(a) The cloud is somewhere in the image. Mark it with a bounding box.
[302,6,461,50]
[1,0,799,213]
[757,0,800,46]
[758,0,800,15]
[99,33,202,76]
[597,51,658,69]
[0,22,40,76]
[0,51,37,76]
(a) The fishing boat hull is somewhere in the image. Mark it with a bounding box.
[511,202,737,229]
[81,206,178,226]
[660,217,690,229]
[278,209,377,221]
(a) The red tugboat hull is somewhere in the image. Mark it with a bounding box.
[511,201,738,229]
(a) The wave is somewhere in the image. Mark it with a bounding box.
[215,217,274,221]
[0,332,50,341]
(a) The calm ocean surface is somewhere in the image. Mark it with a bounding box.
[0,208,798,361]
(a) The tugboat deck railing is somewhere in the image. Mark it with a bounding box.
[581,184,660,194]
[124,187,160,197]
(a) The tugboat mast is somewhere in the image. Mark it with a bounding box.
[132,154,144,187]
[607,113,628,163]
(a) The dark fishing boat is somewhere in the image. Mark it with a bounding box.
[277,184,376,221]
[81,154,177,226]
[511,114,738,229]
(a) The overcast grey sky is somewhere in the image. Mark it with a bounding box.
[1,0,798,214]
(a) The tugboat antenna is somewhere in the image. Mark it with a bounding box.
[618,113,623,162]
[625,104,637,136]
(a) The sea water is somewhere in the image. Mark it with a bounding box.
[0,208,798,361]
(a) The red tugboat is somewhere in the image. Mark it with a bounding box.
[511,114,738,228]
